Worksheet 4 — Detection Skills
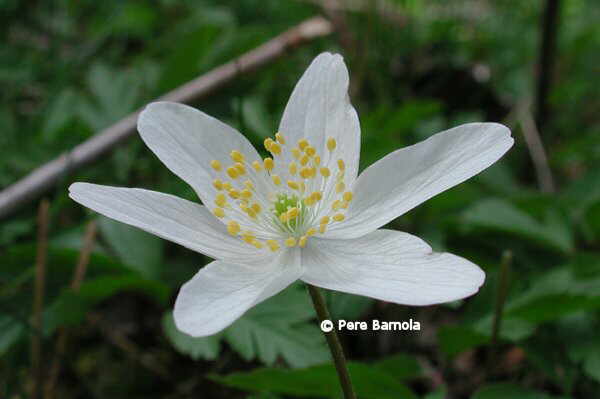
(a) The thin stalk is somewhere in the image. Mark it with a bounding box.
[488,250,513,370]
[306,284,356,399]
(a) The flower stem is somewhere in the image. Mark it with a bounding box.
[306,283,356,399]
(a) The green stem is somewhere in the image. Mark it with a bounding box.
[489,250,513,370]
[306,284,356,399]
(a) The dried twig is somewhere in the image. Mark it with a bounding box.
[30,199,50,399]
[43,221,97,399]
[519,106,556,193]
[0,16,332,219]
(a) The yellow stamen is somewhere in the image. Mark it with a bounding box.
[311,191,322,202]
[313,155,321,166]
[210,160,222,171]
[230,150,244,163]
[341,201,349,209]
[244,180,254,190]
[300,154,310,166]
[343,191,353,202]
[289,162,297,175]
[299,235,308,248]
[285,237,297,247]
[332,200,343,210]
[269,142,282,155]
[337,159,345,171]
[251,203,261,213]
[222,182,232,191]
[333,213,345,222]
[226,166,238,179]
[264,157,274,171]
[252,160,262,172]
[298,139,309,150]
[213,207,225,218]
[228,189,240,199]
[241,189,252,199]
[287,207,299,219]
[320,216,330,225]
[287,180,300,190]
[227,221,240,236]
[306,228,316,236]
[336,182,345,193]
[327,137,336,151]
[272,174,281,185]
[266,239,280,252]
[252,239,263,249]
[320,167,331,178]
[264,138,274,151]
[213,179,223,190]
[291,148,301,160]
[319,224,327,233]
[215,193,227,207]
[305,146,316,156]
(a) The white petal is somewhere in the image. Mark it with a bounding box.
[302,229,485,305]
[174,249,302,336]
[278,52,361,184]
[326,123,513,238]
[137,102,262,204]
[69,183,268,264]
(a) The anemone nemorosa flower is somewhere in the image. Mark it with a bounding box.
[69,53,513,337]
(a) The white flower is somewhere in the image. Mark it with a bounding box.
[69,53,513,337]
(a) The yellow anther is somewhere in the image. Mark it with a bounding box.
[244,180,254,190]
[306,228,316,236]
[264,157,274,171]
[337,159,345,171]
[289,162,298,175]
[264,138,274,151]
[210,160,222,171]
[222,182,232,191]
[287,180,300,190]
[241,189,252,199]
[304,196,315,206]
[272,174,281,185]
[332,200,343,210]
[333,213,345,222]
[300,181,306,193]
[343,191,353,202]
[313,155,321,166]
[213,179,223,190]
[252,160,262,172]
[252,239,263,249]
[327,137,337,151]
[234,162,246,175]
[291,148,301,160]
[227,221,240,236]
[300,166,315,179]
[230,150,245,163]
[242,233,255,244]
[266,239,280,252]
[341,201,349,209]
[251,203,261,213]
[228,189,240,199]
[279,213,289,223]
[311,191,323,202]
[213,207,225,218]
[226,166,238,179]
[320,216,330,225]
[320,167,331,178]
[285,237,297,247]
[299,235,308,248]
[287,207,299,219]
[246,208,257,219]
[215,193,227,207]
[319,224,327,233]
[269,142,282,156]
[336,182,346,193]
[298,139,309,150]
[275,132,286,144]
[305,146,316,156]
[300,154,310,166]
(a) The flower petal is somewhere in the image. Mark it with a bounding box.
[174,249,302,337]
[278,52,361,184]
[69,183,268,263]
[302,229,485,306]
[137,102,262,204]
[326,123,513,238]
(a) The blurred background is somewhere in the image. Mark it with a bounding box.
[1,0,600,398]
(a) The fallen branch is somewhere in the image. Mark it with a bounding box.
[0,16,332,219]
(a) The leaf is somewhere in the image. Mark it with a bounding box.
[162,312,221,360]
[374,353,422,380]
[211,361,417,399]
[472,383,571,399]
[0,315,23,356]
[98,216,164,280]
[224,287,328,368]
[462,198,573,253]
[438,325,489,357]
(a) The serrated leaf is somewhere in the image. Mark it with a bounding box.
[162,312,221,360]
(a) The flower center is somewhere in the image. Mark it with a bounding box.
[207,132,353,251]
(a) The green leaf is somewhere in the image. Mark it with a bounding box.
[438,325,489,357]
[374,353,422,380]
[0,315,23,356]
[462,198,573,253]
[162,312,221,360]
[211,361,417,399]
[224,287,328,368]
[98,216,164,279]
[472,383,571,399]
